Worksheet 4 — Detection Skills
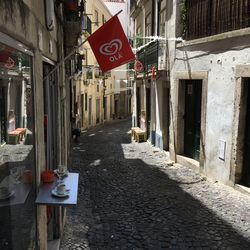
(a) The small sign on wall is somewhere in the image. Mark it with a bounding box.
[218,139,226,161]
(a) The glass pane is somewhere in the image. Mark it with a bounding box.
[0,42,36,250]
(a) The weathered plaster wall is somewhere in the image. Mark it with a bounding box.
[175,36,250,184]
[0,0,58,61]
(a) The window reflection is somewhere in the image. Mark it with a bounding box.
[0,42,36,250]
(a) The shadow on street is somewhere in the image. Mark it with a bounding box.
[61,119,250,250]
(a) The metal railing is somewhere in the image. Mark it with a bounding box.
[136,40,159,74]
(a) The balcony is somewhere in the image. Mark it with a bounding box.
[184,0,250,40]
[64,0,84,47]
[64,13,82,47]
[136,40,158,75]
[135,40,168,77]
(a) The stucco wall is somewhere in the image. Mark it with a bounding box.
[175,36,250,184]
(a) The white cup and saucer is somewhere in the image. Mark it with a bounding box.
[51,183,70,197]
[0,186,14,200]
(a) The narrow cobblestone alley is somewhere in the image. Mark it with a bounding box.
[60,119,250,250]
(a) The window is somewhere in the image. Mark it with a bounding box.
[86,68,93,79]
[0,41,36,249]
[145,13,151,42]
[102,14,105,25]
[135,26,142,47]
[94,10,98,26]
[97,84,99,92]
[159,7,166,37]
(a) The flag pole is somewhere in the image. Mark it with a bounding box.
[114,10,123,17]
[43,10,123,80]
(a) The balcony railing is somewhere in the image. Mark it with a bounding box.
[136,40,158,75]
[184,0,250,40]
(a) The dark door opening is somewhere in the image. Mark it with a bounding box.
[242,78,250,187]
[184,80,202,160]
[0,80,7,144]
[163,86,170,150]
[103,97,107,120]
[136,87,140,127]
[88,98,92,125]
[146,87,151,140]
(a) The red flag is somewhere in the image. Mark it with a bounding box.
[87,15,135,72]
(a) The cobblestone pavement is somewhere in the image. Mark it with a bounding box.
[60,119,250,250]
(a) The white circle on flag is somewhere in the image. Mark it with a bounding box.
[99,39,122,56]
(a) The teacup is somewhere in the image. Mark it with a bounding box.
[0,187,10,197]
[56,184,66,195]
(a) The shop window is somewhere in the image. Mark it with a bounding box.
[0,42,36,249]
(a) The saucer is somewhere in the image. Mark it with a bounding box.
[51,189,70,198]
[0,191,15,200]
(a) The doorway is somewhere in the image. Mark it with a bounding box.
[0,80,6,144]
[88,98,92,126]
[242,78,250,186]
[183,80,202,160]
[96,98,100,124]
[136,87,141,127]
[146,87,151,140]
[103,97,107,120]
[163,86,170,150]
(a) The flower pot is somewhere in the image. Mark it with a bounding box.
[41,170,54,183]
